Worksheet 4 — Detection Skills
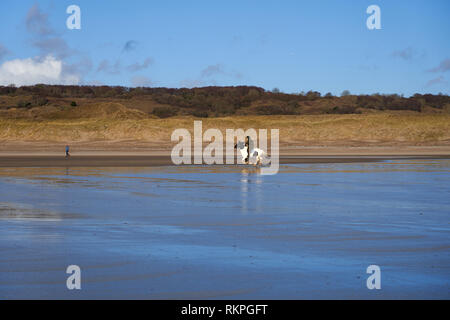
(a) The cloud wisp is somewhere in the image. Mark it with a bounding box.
[32,37,72,59]
[179,63,244,88]
[130,75,154,87]
[127,57,153,72]
[26,3,54,36]
[201,63,243,80]
[0,44,10,60]
[97,59,121,75]
[425,76,447,87]
[97,57,154,75]
[25,4,76,60]
[427,59,450,73]
[123,40,139,53]
[201,64,225,78]
[391,47,416,61]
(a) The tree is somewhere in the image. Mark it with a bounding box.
[152,106,178,118]
[306,90,321,100]
[341,90,351,96]
[271,87,280,93]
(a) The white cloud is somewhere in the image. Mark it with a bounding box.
[0,55,79,86]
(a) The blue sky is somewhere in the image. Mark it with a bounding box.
[0,0,449,95]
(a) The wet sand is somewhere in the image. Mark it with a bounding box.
[1,143,450,167]
[0,160,449,299]
[0,151,449,167]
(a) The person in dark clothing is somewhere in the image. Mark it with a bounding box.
[65,145,70,158]
[244,136,250,164]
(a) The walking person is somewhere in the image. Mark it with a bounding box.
[65,145,70,159]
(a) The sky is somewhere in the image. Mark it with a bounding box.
[0,0,449,96]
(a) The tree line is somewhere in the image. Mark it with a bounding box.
[0,84,448,118]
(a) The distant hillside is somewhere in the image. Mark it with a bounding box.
[0,85,449,120]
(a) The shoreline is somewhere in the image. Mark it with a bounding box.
[1,145,450,167]
[0,153,449,167]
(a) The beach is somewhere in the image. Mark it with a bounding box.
[0,157,449,299]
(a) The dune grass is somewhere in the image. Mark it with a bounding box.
[0,113,449,146]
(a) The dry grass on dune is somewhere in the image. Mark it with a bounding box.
[0,112,449,146]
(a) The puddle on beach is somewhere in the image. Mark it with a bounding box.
[0,202,82,221]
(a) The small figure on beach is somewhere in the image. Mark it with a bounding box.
[244,136,251,164]
[65,145,70,159]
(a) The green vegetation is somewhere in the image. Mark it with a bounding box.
[1,84,448,119]
[152,106,177,118]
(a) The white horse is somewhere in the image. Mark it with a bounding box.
[234,140,267,166]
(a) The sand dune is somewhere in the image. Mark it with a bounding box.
[0,113,449,146]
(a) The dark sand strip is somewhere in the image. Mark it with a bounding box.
[0,155,449,167]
